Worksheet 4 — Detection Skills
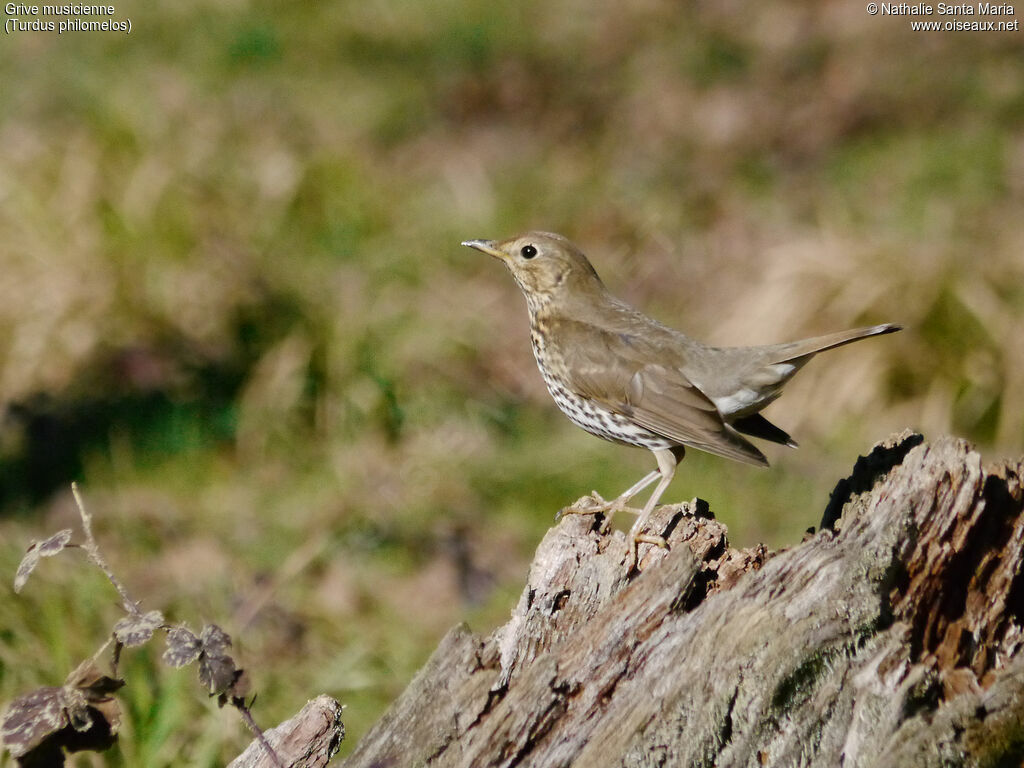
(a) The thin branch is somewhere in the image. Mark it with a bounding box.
[71,482,140,616]
[236,702,285,768]
[89,637,114,666]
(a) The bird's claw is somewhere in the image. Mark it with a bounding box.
[635,533,668,548]
[557,492,641,534]
[627,530,669,572]
[556,491,606,521]
[557,496,613,534]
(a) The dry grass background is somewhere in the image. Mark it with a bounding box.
[0,1,1022,764]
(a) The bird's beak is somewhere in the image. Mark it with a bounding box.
[461,239,506,261]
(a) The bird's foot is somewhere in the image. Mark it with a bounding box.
[635,533,669,548]
[556,490,607,517]
[557,492,641,533]
[627,531,669,572]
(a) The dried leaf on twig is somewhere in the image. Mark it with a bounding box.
[13,529,74,593]
[113,610,165,647]
[164,626,203,668]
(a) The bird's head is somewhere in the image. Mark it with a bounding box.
[462,232,604,313]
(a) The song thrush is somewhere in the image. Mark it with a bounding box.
[463,232,899,559]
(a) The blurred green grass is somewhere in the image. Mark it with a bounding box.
[1,0,1022,763]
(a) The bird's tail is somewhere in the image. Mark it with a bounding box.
[772,323,901,364]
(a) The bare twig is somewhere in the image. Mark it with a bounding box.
[71,482,140,616]
[237,703,286,768]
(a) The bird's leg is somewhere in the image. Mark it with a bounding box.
[559,469,661,531]
[628,448,681,568]
[608,468,661,517]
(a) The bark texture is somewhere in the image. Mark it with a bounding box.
[230,695,344,768]
[336,431,1024,768]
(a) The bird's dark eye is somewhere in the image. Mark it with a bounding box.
[520,245,538,259]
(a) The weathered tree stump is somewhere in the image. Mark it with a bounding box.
[325,431,1024,767]
[229,695,344,768]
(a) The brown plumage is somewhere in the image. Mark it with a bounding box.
[463,231,900,558]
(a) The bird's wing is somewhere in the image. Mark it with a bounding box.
[557,322,768,467]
